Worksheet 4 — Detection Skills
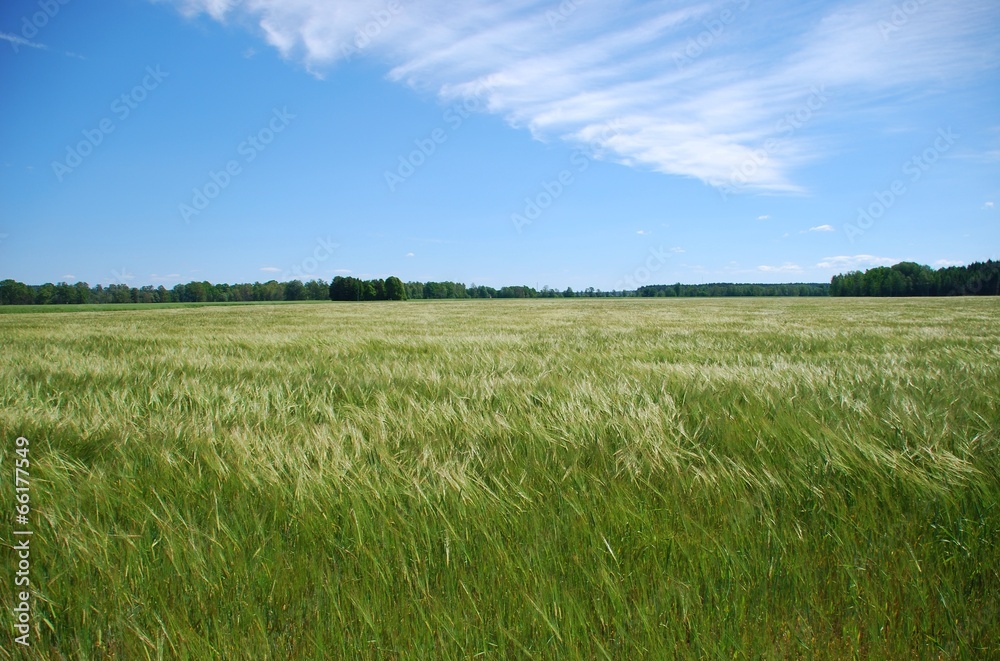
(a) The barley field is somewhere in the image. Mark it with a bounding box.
[1,298,998,658]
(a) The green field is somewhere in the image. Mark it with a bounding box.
[1,298,998,658]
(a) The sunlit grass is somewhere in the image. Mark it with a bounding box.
[1,298,998,658]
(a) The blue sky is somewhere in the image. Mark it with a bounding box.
[1,0,997,290]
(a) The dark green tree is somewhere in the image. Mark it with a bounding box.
[0,279,34,305]
[385,276,406,300]
[284,280,307,301]
[35,283,55,304]
[304,279,328,300]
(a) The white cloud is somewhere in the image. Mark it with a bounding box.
[61,274,76,280]
[809,224,835,232]
[636,229,646,235]
[933,259,964,267]
[816,254,897,269]
[405,252,415,257]
[0,32,46,50]
[758,263,802,273]
[757,215,770,221]
[1,31,86,58]
[984,201,995,209]
[260,266,282,273]
[333,268,352,273]
[165,0,1000,192]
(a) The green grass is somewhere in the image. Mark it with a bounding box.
[1,298,998,658]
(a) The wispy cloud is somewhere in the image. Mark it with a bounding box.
[1,31,86,58]
[816,254,897,270]
[757,215,770,221]
[165,0,1000,193]
[809,224,835,232]
[260,266,282,273]
[934,259,964,267]
[984,201,995,210]
[758,262,802,273]
[0,32,45,50]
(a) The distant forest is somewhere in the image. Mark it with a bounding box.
[636,283,828,297]
[0,277,829,304]
[0,261,996,305]
[830,260,999,297]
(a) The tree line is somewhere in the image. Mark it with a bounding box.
[0,277,674,305]
[2,260,997,305]
[636,283,829,297]
[829,260,1000,297]
[0,279,332,305]
[329,276,406,301]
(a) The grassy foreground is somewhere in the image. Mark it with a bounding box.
[1,298,998,658]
